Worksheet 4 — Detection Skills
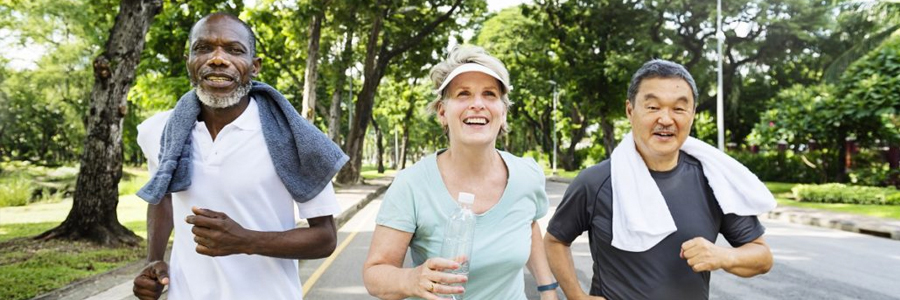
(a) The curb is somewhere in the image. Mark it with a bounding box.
[32,258,147,300]
[295,180,391,229]
[766,207,900,241]
[547,176,573,184]
[333,183,390,229]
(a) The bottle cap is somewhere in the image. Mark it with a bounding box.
[458,192,475,205]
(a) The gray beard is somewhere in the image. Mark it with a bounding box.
[194,81,252,109]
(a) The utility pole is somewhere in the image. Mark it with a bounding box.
[716,0,725,151]
[549,80,559,175]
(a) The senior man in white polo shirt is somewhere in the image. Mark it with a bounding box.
[131,12,347,300]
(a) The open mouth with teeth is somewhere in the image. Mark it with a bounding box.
[201,73,236,89]
[463,117,489,126]
[653,132,675,138]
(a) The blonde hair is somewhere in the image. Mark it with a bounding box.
[427,45,512,134]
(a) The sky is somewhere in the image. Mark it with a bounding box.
[487,0,531,12]
[2,0,533,70]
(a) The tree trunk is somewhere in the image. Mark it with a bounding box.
[400,129,409,169]
[835,130,849,183]
[328,30,355,144]
[36,0,162,246]
[399,87,417,170]
[888,144,899,188]
[336,5,384,184]
[328,84,344,144]
[599,115,616,159]
[335,0,461,184]
[301,6,325,121]
[371,115,385,174]
[561,105,586,171]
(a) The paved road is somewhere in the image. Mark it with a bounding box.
[300,181,900,299]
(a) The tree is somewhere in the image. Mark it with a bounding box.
[37,0,163,246]
[301,1,328,121]
[0,0,120,164]
[335,0,485,184]
[823,1,900,83]
[513,1,653,169]
[838,34,900,184]
[646,0,835,144]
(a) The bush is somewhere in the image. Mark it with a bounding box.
[887,193,900,205]
[731,150,833,183]
[792,183,900,205]
[0,173,33,207]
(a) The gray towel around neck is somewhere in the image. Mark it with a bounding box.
[136,81,349,205]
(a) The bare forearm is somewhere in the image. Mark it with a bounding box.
[527,222,556,285]
[146,195,173,261]
[363,264,416,300]
[545,234,587,298]
[243,216,337,259]
[723,241,773,277]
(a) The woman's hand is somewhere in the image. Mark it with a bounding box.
[408,257,468,299]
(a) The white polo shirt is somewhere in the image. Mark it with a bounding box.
[137,98,340,300]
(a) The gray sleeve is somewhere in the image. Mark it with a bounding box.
[720,214,766,247]
[547,163,608,243]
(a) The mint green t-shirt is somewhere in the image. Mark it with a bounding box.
[376,150,549,300]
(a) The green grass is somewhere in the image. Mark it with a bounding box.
[0,173,32,207]
[767,182,900,220]
[0,221,147,300]
[774,198,900,220]
[545,168,580,179]
[119,167,149,195]
[765,182,796,196]
[360,165,397,180]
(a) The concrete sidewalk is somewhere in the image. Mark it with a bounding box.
[547,176,900,242]
[31,176,393,300]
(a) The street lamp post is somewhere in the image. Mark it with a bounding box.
[716,0,725,151]
[548,80,558,175]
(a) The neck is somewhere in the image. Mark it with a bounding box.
[199,96,250,140]
[638,150,680,172]
[439,143,500,175]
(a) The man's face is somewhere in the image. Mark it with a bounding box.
[187,15,260,108]
[626,77,695,165]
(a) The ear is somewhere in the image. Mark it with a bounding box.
[436,101,447,127]
[625,99,634,120]
[251,57,262,78]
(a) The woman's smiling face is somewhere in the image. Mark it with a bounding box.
[438,71,508,148]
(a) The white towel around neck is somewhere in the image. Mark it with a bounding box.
[610,132,776,252]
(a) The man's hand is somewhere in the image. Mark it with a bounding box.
[132,260,169,300]
[185,206,251,256]
[681,237,731,272]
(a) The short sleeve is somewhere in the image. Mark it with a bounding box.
[525,157,549,221]
[547,164,606,244]
[296,182,341,219]
[720,214,766,247]
[375,172,417,233]
[136,111,172,175]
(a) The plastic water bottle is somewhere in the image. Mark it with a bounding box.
[438,192,476,300]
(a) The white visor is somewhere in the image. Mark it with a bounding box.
[435,63,512,95]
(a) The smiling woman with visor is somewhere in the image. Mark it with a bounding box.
[362,45,559,300]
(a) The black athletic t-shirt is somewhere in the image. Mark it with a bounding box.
[547,151,765,300]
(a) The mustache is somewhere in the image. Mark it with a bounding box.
[652,126,675,133]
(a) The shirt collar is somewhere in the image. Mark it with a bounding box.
[227,96,261,131]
